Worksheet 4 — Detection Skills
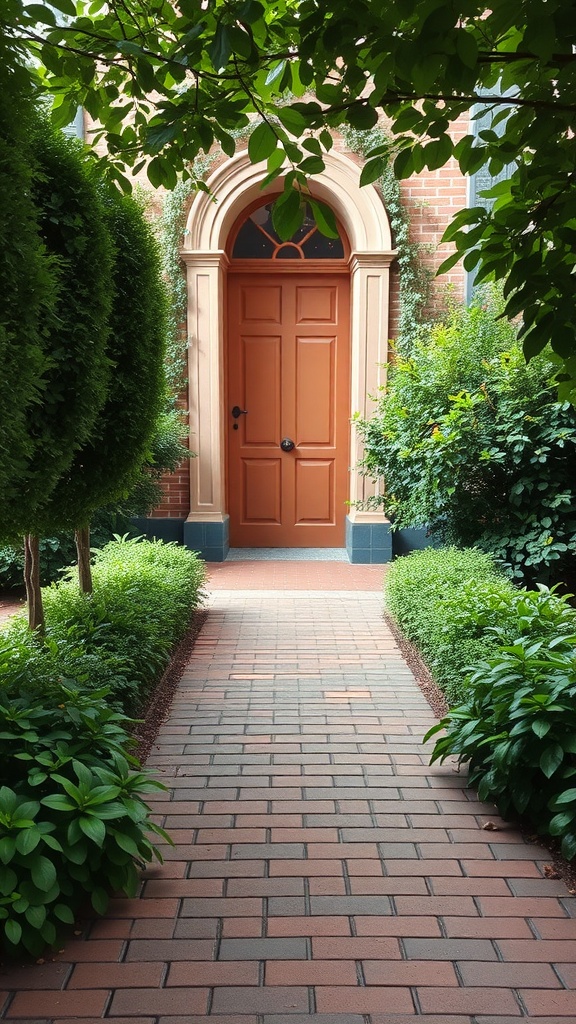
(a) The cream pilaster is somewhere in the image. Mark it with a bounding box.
[181,250,229,524]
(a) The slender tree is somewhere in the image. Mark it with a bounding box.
[18,119,114,628]
[46,189,168,593]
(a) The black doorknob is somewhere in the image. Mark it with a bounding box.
[231,405,248,419]
[280,438,295,452]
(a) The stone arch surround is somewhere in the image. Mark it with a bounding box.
[181,149,396,562]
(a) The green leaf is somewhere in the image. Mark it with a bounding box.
[209,23,232,72]
[15,828,41,856]
[4,919,22,947]
[561,831,576,861]
[25,4,57,24]
[456,30,478,68]
[308,199,339,239]
[271,188,303,240]
[248,122,278,164]
[41,795,76,812]
[0,837,16,865]
[47,0,76,14]
[31,855,57,891]
[345,103,379,131]
[553,788,576,806]
[25,904,46,929]
[393,148,415,179]
[531,719,551,739]
[360,157,387,187]
[53,903,75,924]
[91,887,109,915]
[277,106,308,136]
[0,867,18,897]
[540,743,564,778]
[79,815,106,845]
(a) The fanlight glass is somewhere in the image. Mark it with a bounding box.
[232,202,345,260]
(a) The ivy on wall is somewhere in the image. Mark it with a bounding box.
[342,126,431,353]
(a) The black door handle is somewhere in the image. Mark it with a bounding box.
[280,438,295,452]
[231,406,248,419]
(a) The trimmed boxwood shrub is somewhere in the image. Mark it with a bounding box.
[2,537,206,714]
[385,546,576,704]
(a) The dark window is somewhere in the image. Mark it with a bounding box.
[232,201,344,259]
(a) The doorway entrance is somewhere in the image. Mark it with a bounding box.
[181,149,396,562]
[227,272,350,546]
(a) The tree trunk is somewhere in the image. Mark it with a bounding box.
[75,524,93,594]
[24,534,45,634]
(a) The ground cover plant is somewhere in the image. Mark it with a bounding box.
[358,294,576,586]
[0,536,206,957]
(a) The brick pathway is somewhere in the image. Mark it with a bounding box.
[1,559,576,1022]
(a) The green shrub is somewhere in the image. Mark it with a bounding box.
[2,536,206,713]
[358,291,576,584]
[426,632,576,860]
[384,547,512,703]
[385,546,576,704]
[0,680,170,958]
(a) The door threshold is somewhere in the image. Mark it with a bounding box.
[226,548,349,562]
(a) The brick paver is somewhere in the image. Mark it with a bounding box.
[1,558,576,1021]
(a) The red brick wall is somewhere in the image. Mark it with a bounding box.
[150,393,190,519]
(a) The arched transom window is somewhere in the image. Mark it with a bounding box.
[231,200,345,260]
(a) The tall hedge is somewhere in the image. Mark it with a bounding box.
[0,25,55,527]
[18,118,114,537]
[46,189,167,530]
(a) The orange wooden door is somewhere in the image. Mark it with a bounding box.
[227,273,350,546]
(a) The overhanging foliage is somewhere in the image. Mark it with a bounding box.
[10,0,576,393]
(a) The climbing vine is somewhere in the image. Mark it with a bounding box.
[156,155,216,397]
[342,127,431,353]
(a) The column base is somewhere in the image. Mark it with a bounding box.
[131,516,185,544]
[183,516,230,562]
[345,515,393,564]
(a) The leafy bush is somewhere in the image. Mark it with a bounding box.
[0,535,206,956]
[385,547,512,703]
[358,291,576,584]
[426,633,576,860]
[0,680,170,958]
[385,546,576,704]
[2,536,206,713]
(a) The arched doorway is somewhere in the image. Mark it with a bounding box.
[181,149,396,562]
[226,198,350,547]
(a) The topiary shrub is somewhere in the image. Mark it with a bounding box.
[385,546,511,703]
[2,536,206,713]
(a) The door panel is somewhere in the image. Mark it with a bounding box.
[296,337,334,445]
[243,336,281,445]
[295,460,333,523]
[242,459,282,523]
[228,273,350,546]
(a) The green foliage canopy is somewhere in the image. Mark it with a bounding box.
[4,119,114,540]
[0,18,55,516]
[12,0,576,391]
[357,296,576,584]
[45,190,167,529]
